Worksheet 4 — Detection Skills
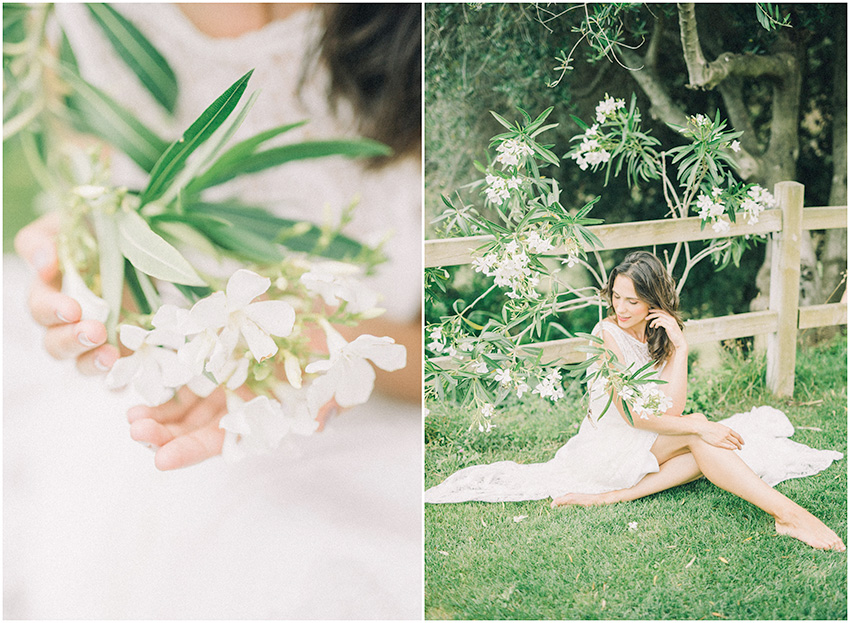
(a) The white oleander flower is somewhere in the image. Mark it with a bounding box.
[595,95,625,123]
[300,260,381,315]
[711,218,731,234]
[183,269,296,385]
[495,368,512,386]
[219,394,290,463]
[516,381,530,398]
[305,320,406,412]
[472,360,489,374]
[105,324,193,406]
[730,140,741,153]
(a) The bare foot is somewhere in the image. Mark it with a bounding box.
[550,491,619,508]
[775,507,846,551]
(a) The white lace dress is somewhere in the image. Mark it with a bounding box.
[4,5,421,620]
[424,320,843,503]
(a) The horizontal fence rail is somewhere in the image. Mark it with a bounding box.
[425,205,847,269]
[426,181,847,397]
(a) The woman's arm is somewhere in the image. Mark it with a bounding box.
[599,328,743,450]
[649,309,688,417]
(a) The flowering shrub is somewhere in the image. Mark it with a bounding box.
[428,97,774,433]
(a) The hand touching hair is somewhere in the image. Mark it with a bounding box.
[603,251,683,364]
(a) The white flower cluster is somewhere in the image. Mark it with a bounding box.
[494,366,530,399]
[691,113,711,128]
[570,124,611,171]
[484,173,522,206]
[532,368,565,402]
[478,402,495,433]
[595,95,625,123]
[472,239,540,300]
[495,138,534,169]
[629,383,673,420]
[103,269,405,462]
[741,185,776,224]
[696,185,776,234]
[696,187,730,234]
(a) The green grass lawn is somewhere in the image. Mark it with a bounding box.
[425,337,847,620]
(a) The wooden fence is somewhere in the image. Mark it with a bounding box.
[425,181,847,397]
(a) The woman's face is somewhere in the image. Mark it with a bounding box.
[611,274,650,334]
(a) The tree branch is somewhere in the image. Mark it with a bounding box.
[618,47,688,128]
[677,3,793,91]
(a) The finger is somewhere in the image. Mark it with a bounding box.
[75,343,120,376]
[28,279,82,327]
[126,386,205,424]
[154,424,226,471]
[14,214,61,284]
[731,430,745,447]
[129,417,176,449]
[43,319,107,360]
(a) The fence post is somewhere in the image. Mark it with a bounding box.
[766,181,804,397]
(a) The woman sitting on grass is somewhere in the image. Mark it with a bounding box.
[425,251,845,552]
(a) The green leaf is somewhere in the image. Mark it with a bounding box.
[86,3,178,113]
[185,120,307,194]
[141,69,253,204]
[91,209,123,342]
[490,110,515,131]
[117,209,206,286]
[158,90,260,205]
[61,65,168,172]
[123,260,152,315]
[191,138,392,191]
[185,201,367,261]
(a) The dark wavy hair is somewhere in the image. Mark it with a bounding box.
[601,251,683,365]
[313,4,421,165]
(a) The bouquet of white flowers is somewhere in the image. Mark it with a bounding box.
[5,4,407,462]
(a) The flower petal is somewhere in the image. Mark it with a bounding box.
[119,325,148,351]
[186,292,227,334]
[334,357,376,407]
[240,318,278,362]
[105,354,140,389]
[348,335,407,371]
[226,269,270,311]
[225,357,250,390]
[245,300,295,338]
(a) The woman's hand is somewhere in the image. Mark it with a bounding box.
[128,386,340,471]
[14,213,120,374]
[692,416,745,451]
[647,309,687,351]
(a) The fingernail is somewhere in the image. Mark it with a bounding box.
[56,310,72,323]
[94,356,111,372]
[78,333,97,347]
[135,440,159,452]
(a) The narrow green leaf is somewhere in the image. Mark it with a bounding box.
[117,209,206,286]
[192,138,391,191]
[490,110,515,131]
[86,3,178,113]
[185,120,307,194]
[159,90,260,205]
[61,65,168,172]
[141,69,253,204]
[91,209,123,342]
[123,260,152,315]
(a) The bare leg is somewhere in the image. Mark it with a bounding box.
[654,432,845,551]
[551,452,702,508]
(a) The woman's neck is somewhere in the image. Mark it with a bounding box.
[176,3,313,39]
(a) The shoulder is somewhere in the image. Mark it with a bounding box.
[591,320,626,363]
